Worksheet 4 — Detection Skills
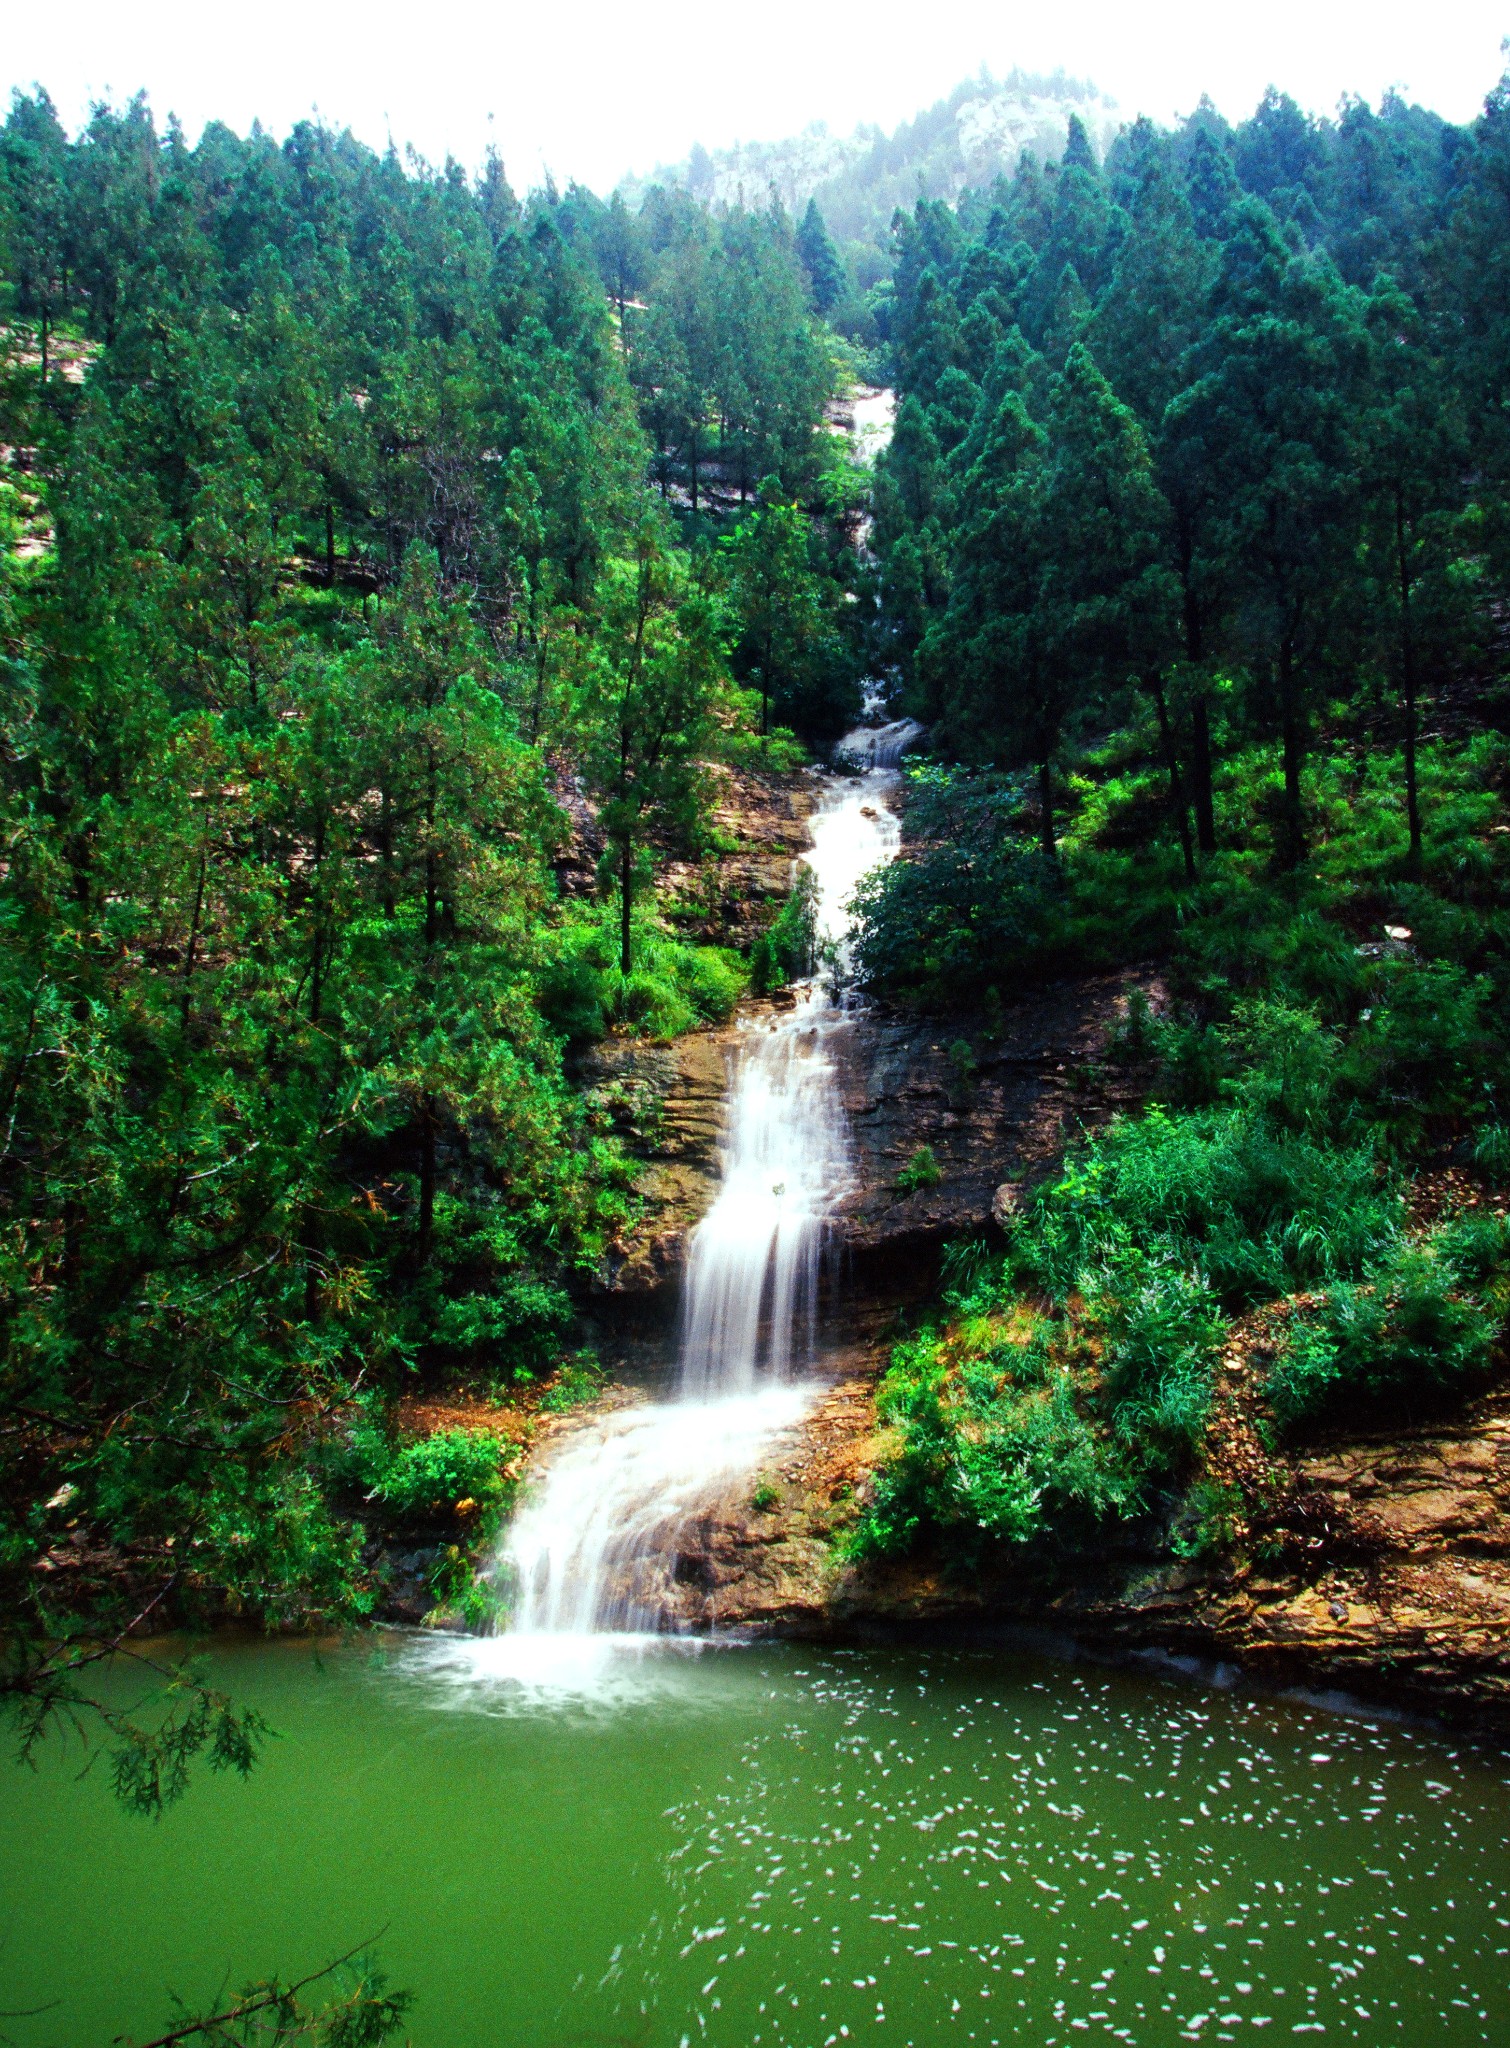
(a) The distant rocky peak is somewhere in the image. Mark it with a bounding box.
[620,71,1120,246]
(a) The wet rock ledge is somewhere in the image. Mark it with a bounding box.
[584,967,1161,1303]
[677,1380,1510,1738]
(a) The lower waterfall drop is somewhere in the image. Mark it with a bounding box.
[485,730,915,1675]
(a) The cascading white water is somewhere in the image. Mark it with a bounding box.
[489,725,915,1672]
[835,717,924,773]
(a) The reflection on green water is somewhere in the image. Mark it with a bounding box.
[2,1635,1508,2046]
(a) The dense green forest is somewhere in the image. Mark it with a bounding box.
[852,88,1510,1561]
[0,93,866,1777]
[3,64,1510,1816]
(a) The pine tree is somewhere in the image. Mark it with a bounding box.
[796,198,846,313]
[573,520,722,972]
[1166,202,1370,864]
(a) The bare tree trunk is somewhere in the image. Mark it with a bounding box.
[1190,691,1216,854]
[1396,490,1422,871]
[417,1093,436,1269]
[530,630,548,744]
[304,1215,321,1322]
[1277,635,1305,868]
[325,502,336,586]
[1178,516,1217,853]
[180,844,208,1028]
[423,752,438,946]
[308,812,327,1024]
[1038,755,1057,863]
[619,839,634,976]
[1147,670,1196,881]
[378,787,394,919]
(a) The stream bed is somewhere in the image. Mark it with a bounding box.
[3,1634,1508,2046]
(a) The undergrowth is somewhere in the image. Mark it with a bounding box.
[538,902,746,1041]
[849,733,1510,1567]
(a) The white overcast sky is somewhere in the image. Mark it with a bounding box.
[5,1,1508,192]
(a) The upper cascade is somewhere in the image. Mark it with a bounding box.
[835,718,925,772]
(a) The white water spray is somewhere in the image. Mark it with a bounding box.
[487,723,916,1673]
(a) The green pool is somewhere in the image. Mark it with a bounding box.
[3,1634,1507,2045]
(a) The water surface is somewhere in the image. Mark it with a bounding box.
[3,1636,1507,2046]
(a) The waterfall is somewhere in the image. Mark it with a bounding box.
[675,998,851,1398]
[835,717,924,772]
[491,726,914,1662]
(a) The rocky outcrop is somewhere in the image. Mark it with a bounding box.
[580,1025,737,1297]
[675,1366,1510,1735]
[591,967,1162,1304]
[838,971,1162,1276]
[553,758,819,916]
[660,762,823,949]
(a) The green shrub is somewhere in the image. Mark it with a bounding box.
[1268,1224,1507,1429]
[850,766,1069,1005]
[939,1233,1003,1304]
[1436,1207,1510,1294]
[1220,1000,1339,1133]
[843,734,1510,1567]
[1172,1476,1247,1560]
[950,1369,1140,1544]
[1339,961,1501,1141]
[895,1144,943,1195]
[538,1352,606,1413]
[847,1336,956,1559]
[849,1326,1141,1560]
[430,1269,574,1378]
[1018,1108,1400,1309]
[1107,987,1159,1064]
[1084,1252,1222,1455]
[1475,1124,1510,1181]
[1176,885,1366,1021]
[750,867,819,993]
[720,723,808,773]
[371,1429,508,1523]
[1151,1013,1227,1108]
[538,906,746,1042]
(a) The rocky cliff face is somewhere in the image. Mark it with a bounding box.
[571,966,1510,1733]
[836,971,1160,1278]
[582,1023,736,1298]
[589,966,1163,1301]
[671,1380,1510,1736]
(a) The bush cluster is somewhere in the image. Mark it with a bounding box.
[538,905,747,1041]
[750,867,820,993]
[852,742,1510,1565]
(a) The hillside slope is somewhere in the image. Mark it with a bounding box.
[621,70,1119,251]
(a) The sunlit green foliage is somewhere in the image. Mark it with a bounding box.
[539,903,746,1040]
[369,1429,510,1524]
[1269,1217,1510,1427]
[895,1146,943,1196]
[854,741,1510,1563]
[0,88,845,1786]
[749,868,818,994]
